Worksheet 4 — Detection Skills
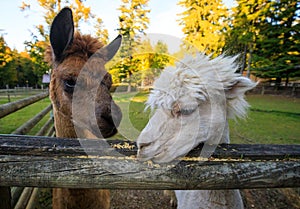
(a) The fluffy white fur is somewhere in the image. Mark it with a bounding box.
[146,53,256,119]
[137,53,256,209]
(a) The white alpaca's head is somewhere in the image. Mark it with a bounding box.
[137,53,256,163]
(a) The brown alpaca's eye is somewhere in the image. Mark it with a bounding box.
[63,79,76,93]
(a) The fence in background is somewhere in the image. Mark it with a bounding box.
[0,92,53,209]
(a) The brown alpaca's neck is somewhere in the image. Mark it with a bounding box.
[52,110,111,209]
[53,188,110,209]
[53,110,77,138]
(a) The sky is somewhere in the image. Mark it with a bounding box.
[0,0,233,52]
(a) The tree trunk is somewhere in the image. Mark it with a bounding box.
[127,74,132,93]
[246,47,252,78]
[285,75,289,87]
[240,44,247,74]
[275,77,281,91]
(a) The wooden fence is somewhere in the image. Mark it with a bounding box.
[250,83,300,97]
[0,92,300,209]
[0,134,299,189]
[0,92,54,209]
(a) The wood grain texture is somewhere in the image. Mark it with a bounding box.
[0,92,49,118]
[0,134,299,190]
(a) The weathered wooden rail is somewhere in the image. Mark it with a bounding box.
[0,134,299,190]
[0,91,49,118]
[0,92,53,209]
[11,104,52,135]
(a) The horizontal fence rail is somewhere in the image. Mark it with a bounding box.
[0,92,49,118]
[0,134,299,190]
[11,104,52,135]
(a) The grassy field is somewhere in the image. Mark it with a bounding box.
[1,92,299,145]
[112,92,300,144]
[229,95,300,144]
[0,97,51,135]
[0,90,46,105]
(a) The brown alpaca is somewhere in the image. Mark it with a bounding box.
[45,8,122,209]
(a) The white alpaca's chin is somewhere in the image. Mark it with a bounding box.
[137,151,153,162]
[137,150,175,163]
[137,145,190,164]
[152,152,177,163]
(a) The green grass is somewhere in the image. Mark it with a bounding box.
[2,92,299,145]
[111,91,151,139]
[229,95,300,144]
[0,98,52,134]
[112,93,300,144]
[0,90,46,105]
[246,95,300,114]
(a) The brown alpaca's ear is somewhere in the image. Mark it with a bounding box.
[98,35,122,62]
[50,7,74,62]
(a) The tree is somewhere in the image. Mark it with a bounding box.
[137,40,170,87]
[0,36,13,68]
[0,36,14,87]
[109,38,172,89]
[21,0,109,77]
[116,0,150,92]
[95,17,109,45]
[24,36,49,84]
[252,0,300,85]
[0,35,38,88]
[178,0,229,55]
[224,0,272,75]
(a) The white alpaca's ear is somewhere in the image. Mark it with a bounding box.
[225,76,257,119]
[225,77,256,99]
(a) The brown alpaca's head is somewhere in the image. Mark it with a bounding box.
[46,7,122,138]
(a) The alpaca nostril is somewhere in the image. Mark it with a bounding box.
[138,142,151,151]
[111,103,122,127]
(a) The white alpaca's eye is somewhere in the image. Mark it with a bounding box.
[180,108,196,116]
[171,104,197,117]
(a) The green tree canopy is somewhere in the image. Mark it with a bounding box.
[224,0,299,82]
[178,0,229,55]
[114,0,150,92]
[21,0,109,79]
[0,35,38,88]
[252,0,300,84]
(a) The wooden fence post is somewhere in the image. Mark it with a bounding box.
[0,187,11,209]
[6,85,11,103]
[261,85,265,95]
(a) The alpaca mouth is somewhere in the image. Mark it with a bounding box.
[100,126,117,138]
[97,116,119,138]
[137,142,159,162]
[85,125,117,139]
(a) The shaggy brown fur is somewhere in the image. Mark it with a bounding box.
[45,33,103,66]
[46,32,113,209]
[46,31,121,209]
[45,33,121,139]
[52,189,110,209]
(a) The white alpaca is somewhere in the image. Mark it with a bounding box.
[136,53,256,209]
